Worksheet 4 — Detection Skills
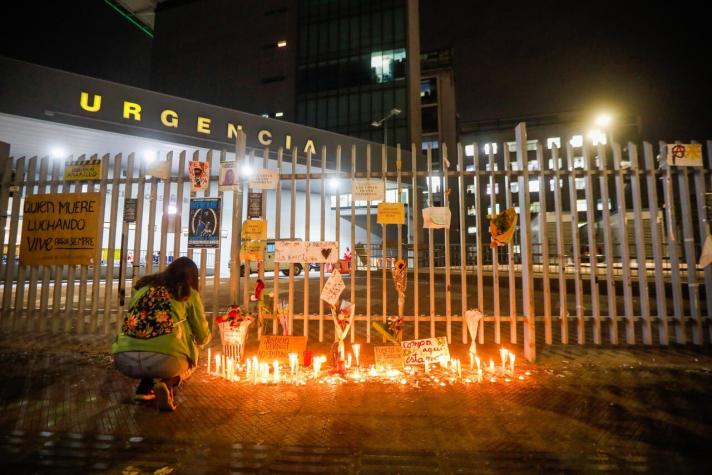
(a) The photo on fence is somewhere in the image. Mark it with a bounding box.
[189,161,209,192]
[188,198,221,249]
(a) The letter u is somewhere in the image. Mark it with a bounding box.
[80,92,102,112]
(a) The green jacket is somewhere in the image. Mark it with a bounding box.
[112,287,211,366]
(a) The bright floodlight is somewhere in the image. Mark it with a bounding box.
[241,163,253,177]
[143,150,156,162]
[329,178,340,191]
[594,113,612,128]
[50,147,66,159]
[588,128,608,146]
[167,205,178,215]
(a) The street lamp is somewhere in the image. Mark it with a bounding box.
[371,108,401,147]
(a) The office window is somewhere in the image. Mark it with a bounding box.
[421,78,437,104]
[371,49,405,83]
[467,226,477,235]
[422,107,438,134]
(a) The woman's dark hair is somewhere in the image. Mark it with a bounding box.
[134,256,199,300]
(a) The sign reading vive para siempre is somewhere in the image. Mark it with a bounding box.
[20,192,102,265]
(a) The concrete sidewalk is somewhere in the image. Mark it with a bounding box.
[0,334,711,473]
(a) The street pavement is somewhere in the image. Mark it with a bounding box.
[0,329,711,474]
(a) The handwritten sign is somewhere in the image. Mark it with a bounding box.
[146,160,171,179]
[275,240,306,262]
[218,161,239,191]
[64,159,101,181]
[248,192,262,218]
[257,335,308,364]
[188,161,209,192]
[321,270,345,305]
[401,337,451,365]
[20,192,102,266]
[240,240,265,260]
[374,345,404,369]
[305,241,339,263]
[249,169,280,189]
[352,179,385,201]
[241,219,267,240]
[377,203,405,225]
[422,207,451,229]
[666,143,702,167]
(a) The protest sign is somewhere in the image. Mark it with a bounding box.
[257,336,308,364]
[249,169,280,190]
[64,159,101,181]
[377,203,405,225]
[666,143,702,167]
[248,192,263,218]
[401,337,451,365]
[188,198,221,248]
[240,240,265,260]
[352,179,385,201]
[305,241,339,263]
[241,219,267,240]
[275,240,306,262]
[320,270,345,305]
[422,207,451,229]
[146,160,171,179]
[123,198,137,223]
[374,345,405,369]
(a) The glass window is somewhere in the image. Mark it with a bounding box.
[394,6,405,41]
[370,49,405,83]
[465,144,475,156]
[467,226,477,235]
[422,106,438,134]
[421,78,437,104]
[328,96,338,127]
[576,199,587,211]
[547,137,561,150]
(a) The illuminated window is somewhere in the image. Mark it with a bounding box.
[483,143,498,155]
[465,144,475,156]
[487,204,501,215]
[277,40,287,48]
[528,180,539,193]
[575,178,585,189]
[371,49,406,83]
[467,226,477,234]
[275,112,284,117]
[547,137,561,150]
[426,176,441,193]
[576,199,587,211]
[485,183,499,194]
[569,135,583,147]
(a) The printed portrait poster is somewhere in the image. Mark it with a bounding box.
[20,192,102,266]
[188,161,210,192]
[218,161,239,191]
[188,198,221,248]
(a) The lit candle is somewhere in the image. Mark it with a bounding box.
[489,359,495,373]
[500,347,508,371]
[273,361,280,383]
[214,353,221,377]
[509,352,516,375]
[424,360,430,374]
[469,352,474,370]
[207,348,211,374]
[288,353,298,378]
[352,344,361,367]
[346,354,352,369]
[457,360,462,379]
[222,355,226,379]
[475,355,481,372]
[313,356,324,378]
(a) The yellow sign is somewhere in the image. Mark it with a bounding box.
[64,159,102,181]
[241,219,267,240]
[257,335,308,364]
[240,240,265,261]
[20,192,102,265]
[374,345,405,369]
[377,203,405,225]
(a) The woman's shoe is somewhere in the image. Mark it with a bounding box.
[153,382,176,412]
[132,378,156,403]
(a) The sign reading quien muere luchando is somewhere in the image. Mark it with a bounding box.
[20,193,102,265]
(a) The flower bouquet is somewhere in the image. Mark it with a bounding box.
[488,208,518,248]
[372,315,404,346]
[330,300,354,361]
[215,304,254,362]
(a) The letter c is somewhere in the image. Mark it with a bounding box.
[258,129,273,146]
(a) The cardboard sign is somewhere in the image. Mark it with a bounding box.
[64,159,101,181]
[218,161,239,191]
[188,198,221,248]
[257,335,308,364]
[374,345,405,369]
[241,219,267,240]
[248,192,263,218]
[422,207,451,229]
[275,240,306,262]
[240,240,265,260]
[146,160,171,179]
[320,270,345,305]
[123,198,137,223]
[377,203,405,225]
[401,337,451,365]
[188,161,210,192]
[249,169,280,190]
[305,241,339,263]
[352,179,385,201]
[666,143,702,167]
[20,192,102,266]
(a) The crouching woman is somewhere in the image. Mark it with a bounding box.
[112,257,211,411]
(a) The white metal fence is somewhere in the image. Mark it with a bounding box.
[0,123,710,360]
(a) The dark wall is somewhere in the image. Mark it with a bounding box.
[151,0,296,118]
[419,0,710,142]
[0,0,152,88]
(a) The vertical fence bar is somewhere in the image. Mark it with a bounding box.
[457,143,468,343]
[643,142,669,344]
[26,156,48,331]
[583,143,601,344]
[488,147,501,343]
[174,152,186,264]
[566,143,584,344]
[350,145,356,343]
[0,157,14,318]
[473,145,484,343]
[697,142,712,337]
[319,147,325,342]
[3,157,25,330]
[303,150,311,339]
[214,150,226,332]
[77,155,99,335]
[89,154,110,334]
[612,143,635,343]
[536,143,552,344]
[396,145,403,259]
[102,155,122,334]
[551,146,568,344]
[597,145,618,344]
[503,145,517,343]
[203,151,212,301]
[159,152,172,272]
[411,143,420,339]
[426,145,435,338]
[12,157,35,331]
[442,143,452,342]
[334,145,341,340]
[273,148,283,335]
[115,154,135,334]
[53,155,75,334]
[230,134,246,305]
[381,144,387,337]
[289,147,296,336]
[515,123,536,361]
[38,159,61,332]
[628,144,652,344]
[242,150,252,308]
[660,142,686,344]
[366,144,372,343]
[131,159,146,291]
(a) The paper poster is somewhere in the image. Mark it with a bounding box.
[188,161,210,192]
[146,160,171,179]
[374,345,405,369]
[666,143,702,167]
[401,337,451,365]
[377,203,405,225]
[320,269,345,305]
[20,192,102,266]
[188,198,221,248]
[305,241,339,263]
[249,169,280,190]
[248,192,263,218]
[123,198,137,223]
[257,336,308,364]
[352,179,385,201]
[275,240,306,262]
[240,240,265,260]
[64,159,101,181]
[241,219,267,240]
[422,207,451,229]
[218,161,239,191]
